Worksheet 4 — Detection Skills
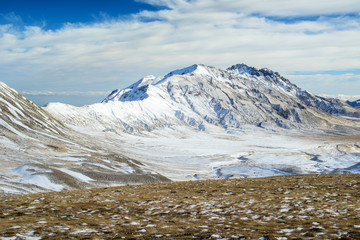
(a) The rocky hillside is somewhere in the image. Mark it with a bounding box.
[1,174,359,239]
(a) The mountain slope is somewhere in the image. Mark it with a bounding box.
[0,82,169,196]
[0,82,67,139]
[47,64,360,134]
[229,64,360,118]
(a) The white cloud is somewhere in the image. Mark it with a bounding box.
[138,0,360,16]
[0,0,359,97]
[1,12,23,25]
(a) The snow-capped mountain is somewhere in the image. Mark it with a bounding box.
[0,82,169,196]
[47,64,360,134]
[43,64,360,183]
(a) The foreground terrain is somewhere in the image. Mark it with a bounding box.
[1,174,359,239]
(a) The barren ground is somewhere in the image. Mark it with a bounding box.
[0,174,359,239]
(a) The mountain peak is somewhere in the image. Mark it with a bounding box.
[164,64,203,78]
[227,63,259,75]
[132,75,158,88]
[100,63,360,128]
[227,64,278,78]
[102,75,160,103]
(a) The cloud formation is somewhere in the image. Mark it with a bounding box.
[0,0,359,98]
[137,0,360,16]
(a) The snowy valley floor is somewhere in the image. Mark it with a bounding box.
[94,126,360,181]
[1,123,360,196]
[0,174,359,239]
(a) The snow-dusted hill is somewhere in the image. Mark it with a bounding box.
[0,82,169,196]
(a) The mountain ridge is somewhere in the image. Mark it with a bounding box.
[80,63,360,134]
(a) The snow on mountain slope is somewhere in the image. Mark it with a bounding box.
[229,64,360,119]
[0,82,66,137]
[47,64,360,134]
[44,64,360,183]
[0,82,170,196]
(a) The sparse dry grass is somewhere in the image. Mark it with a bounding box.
[0,174,359,239]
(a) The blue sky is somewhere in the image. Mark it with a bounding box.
[1,0,359,106]
[0,0,163,29]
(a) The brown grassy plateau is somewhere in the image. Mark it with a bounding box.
[0,174,359,239]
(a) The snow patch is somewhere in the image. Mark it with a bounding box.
[60,168,93,183]
[13,165,63,191]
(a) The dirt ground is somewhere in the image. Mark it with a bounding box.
[0,174,359,239]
